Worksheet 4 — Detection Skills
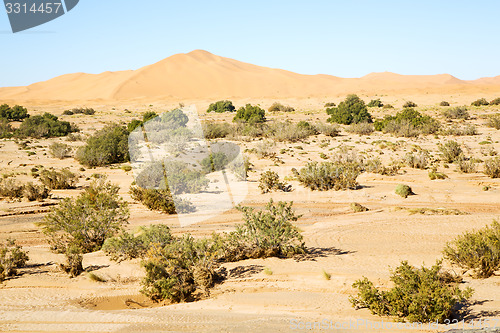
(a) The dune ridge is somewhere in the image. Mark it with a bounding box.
[1,49,500,102]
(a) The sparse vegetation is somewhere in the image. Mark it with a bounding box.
[0,239,29,282]
[403,101,417,108]
[439,101,450,106]
[23,183,50,201]
[202,122,232,139]
[439,140,463,163]
[486,114,500,130]
[346,122,374,135]
[443,106,469,120]
[367,99,383,108]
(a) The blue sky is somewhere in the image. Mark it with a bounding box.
[1,0,499,87]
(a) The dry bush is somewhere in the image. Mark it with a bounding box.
[268,102,294,112]
[439,140,463,163]
[49,142,72,159]
[39,168,77,189]
[443,106,469,120]
[293,160,361,191]
[0,239,29,282]
[258,171,291,193]
[314,122,340,137]
[346,122,374,135]
[404,151,429,169]
[0,179,24,199]
[395,184,413,198]
[486,114,500,130]
[483,157,500,178]
[456,156,477,173]
[23,183,50,201]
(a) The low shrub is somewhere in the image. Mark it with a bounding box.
[490,97,500,105]
[39,168,77,189]
[23,183,50,201]
[202,122,232,139]
[327,94,372,125]
[441,124,478,136]
[76,124,129,167]
[49,142,72,159]
[258,171,291,193]
[440,101,450,106]
[293,160,361,191]
[351,202,368,212]
[0,239,29,281]
[70,108,96,115]
[0,118,13,139]
[0,104,29,121]
[383,104,394,109]
[443,106,469,120]
[395,184,413,198]
[456,156,477,173]
[404,151,429,169]
[444,220,500,278]
[376,108,440,136]
[346,122,374,135]
[266,121,317,142]
[350,261,473,323]
[403,101,417,108]
[367,99,383,108]
[486,114,500,130]
[60,244,84,277]
[428,170,448,180]
[17,113,78,138]
[324,102,336,108]
[268,102,294,112]
[0,179,24,199]
[207,100,235,113]
[233,104,266,123]
[439,140,463,163]
[314,122,340,137]
[471,98,489,106]
[483,157,500,178]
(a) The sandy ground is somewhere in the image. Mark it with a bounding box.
[0,99,500,332]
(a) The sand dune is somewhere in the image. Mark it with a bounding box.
[1,49,500,102]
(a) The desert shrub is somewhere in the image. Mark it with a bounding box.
[428,170,448,180]
[103,224,173,262]
[350,260,473,323]
[60,244,84,277]
[444,221,500,278]
[441,124,478,136]
[200,151,233,174]
[439,140,463,163]
[39,178,129,253]
[130,186,194,214]
[76,124,129,167]
[70,107,96,115]
[233,104,266,123]
[314,122,340,137]
[39,168,77,189]
[404,151,429,169]
[486,114,500,130]
[471,98,489,106]
[326,94,372,125]
[346,122,374,135]
[255,140,276,158]
[403,101,417,108]
[0,179,24,199]
[62,110,74,116]
[266,121,317,142]
[49,142,72,159]
[351,202,368,212]
[381,119,420,137]
[324,102,336,107]
[0,104,29,121]
[164,161,209,194]
[17,113,77,138]
[268,102,294,112]
[142,111,158,122]
[443,106,469,120]
[440,101,450,106]
[483,157,500,178]
[258,171,291,193]
[367,99,383,108]
[490,97,500,105]
[395,184,413,198]
[207,100,236,113]
[456,156,477,173]
[383,104,394,109]
[376,108,440,136]
[202,122,232,139]
[0,239,29,281]
[23,183,50,201]
[293,160,361,191]
[0,118,13,139]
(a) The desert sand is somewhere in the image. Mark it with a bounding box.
[0,51,500,332]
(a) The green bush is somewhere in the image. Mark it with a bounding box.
[207,100,235,113]
[351,202,368,212]
[129,186,194,214]
[471,98,489,106]
[76,124,129,167]
[440,101,450,106]
[486,114,500,130]
[293,160,361,191]
[483,157,500,178]
[395,184,413,198]
[0,118,13,139]
[70,108,96,115]
[439,140,463,163]
[0,104,29,121]
[103,224,173,262]
[39,178,129,253]
[268,102,294,112]
[350,261,473,323]
[39,168,77,189]
[49,142,72,159]
[376,108,440,136]
[403,101,417,108]
[490,97,500,105]
[367,99,383,108]
[443,106,469,120]
[200,152,230,173]
[444,220,500,278]
[233,104,266,123]
[17,113,77,138]
[258,171,291,193]
[326,94,372,125]
[0,239,29,281]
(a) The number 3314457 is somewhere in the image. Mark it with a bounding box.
[5,2,63,14]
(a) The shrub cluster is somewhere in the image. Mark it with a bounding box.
[49,142,72,159]
[486,114,500,130]
[130,186,194,214]
[471,98,489,106]
[293,160,361,191]
[374,108,440,137]
[207,100,236,113]
[0,179,51,201]
[403,101,417,108]
[127,111,159,132]
[18,113,78,138]
[439,140,463,163]
[350,261,472,323]
[76,124,129,167]
[346,122,374,135]
[258,171,291,193]
[367,99,383,108]
[202,122,232,139]
[0,104,29,121]
[490,97,500,105]
[443,106,469,120]
[268,102,294,112]
[62,108,95,116]
[483,157,500,178]
[39,168,77,189]
[233,104,266,123]
[0,239,29,282]
[326,94,372,125]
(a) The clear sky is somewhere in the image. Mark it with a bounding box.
[1,0,499,87]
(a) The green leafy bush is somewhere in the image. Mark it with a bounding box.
[403,101,417,108]
[268,102,294,112]
[0,118,13,139]
[444,221,500,278]
[0,239,29,281]
[443,106,469,120]
[49,142,72,159]
[367,99,383,107]
[76,124,129,167]
[293,160,361,191]
[129,186,194,214]
[483,157,500,178]
[258,171,291,193]
[233,104,266,123]
[0,104,29,121]
[39,178,129,253]
[39,168,77,189]
[326,94,372,125]
[395,184,413,198]
[471,98,489,106]
[439,140,463,163]
[200,152,230,173]
[103,224,173,262]
[350,261,473,323]
[207,100,236,113]
[375,108,440,136]
[17,113,77,138]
